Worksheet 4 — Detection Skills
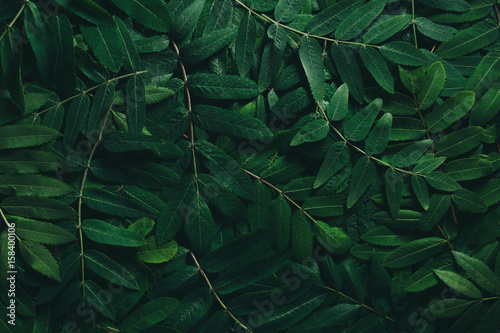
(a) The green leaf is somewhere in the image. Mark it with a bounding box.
[436,126,484,158]
[249,181,272,231]
[189,73,259,100]
[114,16,140,72]
[426,91,475,133]
[361,226,416,247]
[0,150,63,174]
[420,193,451,231]
[137,238,178,263]
[405,255,452,292]
[330,42,364,103]
[25,3,57,84]
[271,86,312,117]
[127,75,146,133]
[102,131,167,152]
[372,210,421,229]
[109,0,173,32]
[204,0,233,35]
[156,181,194,245]
[303,195,344,217]
[465,51,500,97]
[184,189,215,253]
[19,240,60,282]
[51,14,77,95]
[193,104,272,140]
[425,172,461,191]
[385,168,403,219]
[80,24,123,72]
[343,98,382,141]
[327,83,349,121]
[181,28,237,64]
[261,156,307,183]
[475,178,500,207]
[315,221,352,255]
[447,303,483,333]
[258,24,288,92]
[144,86,175,105]
[289,304,360,331]
[414,17,457,42]
[83,219,147,247]
[213,250,292,294]
[390,116,425,140]
[347,156,375,209]
[270,195,292,251]
[436,20,499,59]
[417,62,446,110]
[365,113,392,155]
[433,269,482,299]
[236,12,257,76]
[197,173,247,221]
[87,83,114,139]
[472,85,500,126]
[290,119,329,146]
[83,188,153,218]
[291,210,313,261]
[360,47,394,94]
[427,299,473,318]
[411,175,430,210]
[1,196,76,220]
[335,0,387,40]
[444,157,493,181]
[14,218,75,244]
[163,288,212,332]
[64,93,90,148]
[363,14,411,44]
[172,0,205,39]
[53,0,113,26]
[84,280,115,320]
[274,0,306,23]
[453,251,500,294]
[299,35,324,102]
[414,157,446,174]
[383,237,446,268]
[85,250,139,289]
[0,174,74,197]
[256,294,327,332]
[391,139,433,168]
[474,300,500,333]
[196,140,254,201]
[379,41,427,66]
[120,297,178,333]
[306,0,362,36]
[0,125,61,150]
[1,27,24,112]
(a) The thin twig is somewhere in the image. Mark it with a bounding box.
[189,251,252,332]
[0,1,27,43]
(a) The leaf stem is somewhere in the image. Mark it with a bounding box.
[172,40,199,181]
[77,98,115,292]
[0,208,22,242]
[189,251,252,332]
[411,0,418,48]
[320,284,397,323]
[0,1,27,43]
[28,71,148,121]
[233,0,380,48]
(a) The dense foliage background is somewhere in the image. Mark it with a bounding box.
[1,0,500,332]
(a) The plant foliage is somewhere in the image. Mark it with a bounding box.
[0,0,500,332]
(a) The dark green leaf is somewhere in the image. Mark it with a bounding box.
[274,0,306,23]
[85,250,139,289]
[193,104,272,140]
[290,119,329,146]
[453,251,500,294]
[236,12,257,76]
[436,126,484,158]
[1,27,24,112]
[306,0,362,36]
[417,62,446,110]
[127,75,146,133]
[335,0,387,40]
[347,156,375,209]
[327,83,349,121]
[360,47,394,94]
[343,98,382,141]
[383,237,446,268]
[19,240,60,282]
[385,168,403,219]
[189,73,259,100]
[181,28,237,64]
[299,35,324,102]
[331,42,364,103]
[379,41,427,66]
[83,219,147,246]
[109,0,173,32]
[365,113,392,155]
[80,24,123,72]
